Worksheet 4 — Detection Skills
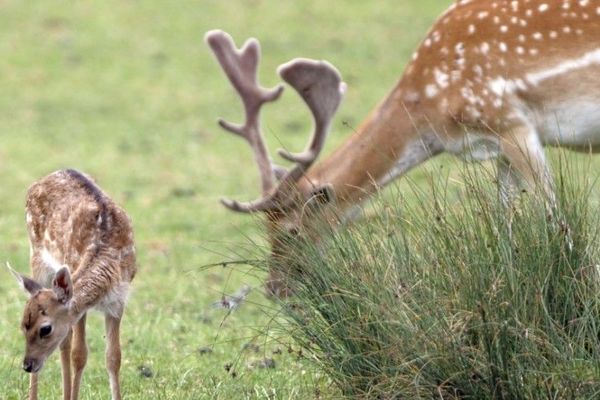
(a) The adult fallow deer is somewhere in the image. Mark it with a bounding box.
[207,0,600,296]
[10,169,136,400]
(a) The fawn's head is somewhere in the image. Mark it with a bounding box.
[11,266,74,373]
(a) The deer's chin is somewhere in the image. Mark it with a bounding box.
[31,361,44,374]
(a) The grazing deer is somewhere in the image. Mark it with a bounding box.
[9,169,136,400]
[207,0,600,296]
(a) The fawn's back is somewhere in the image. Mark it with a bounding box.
[25,169,136,316]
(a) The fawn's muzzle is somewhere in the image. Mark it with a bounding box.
[22,357,38,373]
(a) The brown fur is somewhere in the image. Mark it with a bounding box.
[303,0,600,203]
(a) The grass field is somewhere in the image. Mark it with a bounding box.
[0,1,453,399]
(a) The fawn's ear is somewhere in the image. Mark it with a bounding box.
[21,276,43,297]
[53,267,73,304]
[6,262,42,296]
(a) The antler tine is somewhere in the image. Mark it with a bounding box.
[275,58,346,184]
[219,197,277,213]
[205,30,283,204]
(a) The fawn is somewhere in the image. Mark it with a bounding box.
[10,169,136,400]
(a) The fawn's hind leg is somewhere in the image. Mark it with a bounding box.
[105,314,122,400]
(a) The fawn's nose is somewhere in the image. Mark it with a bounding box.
[23,358,35,373]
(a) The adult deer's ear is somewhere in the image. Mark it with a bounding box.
[53,267,73,304]
[6,262,42,296]
[307,184,336,208]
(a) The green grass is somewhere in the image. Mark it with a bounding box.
[274,157,600,399]
[0,0,453,399]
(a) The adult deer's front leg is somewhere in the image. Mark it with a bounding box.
[498,126,554,207]
[70,314,87,400]
[105,314,122,400]
[498,126,574,249]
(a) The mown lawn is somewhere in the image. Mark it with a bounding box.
[0,1,453,398]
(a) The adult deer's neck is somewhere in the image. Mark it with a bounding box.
[302,83,444,209]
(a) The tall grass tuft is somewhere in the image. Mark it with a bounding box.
[270,157,600,399]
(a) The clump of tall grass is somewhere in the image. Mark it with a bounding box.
[272,158,600,399]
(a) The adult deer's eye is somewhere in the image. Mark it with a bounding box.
[288,227,300,237]
[39,325,52,338]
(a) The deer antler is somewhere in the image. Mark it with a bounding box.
[206,30,345,212]
[205,30,283,197]
[276,58,346,185]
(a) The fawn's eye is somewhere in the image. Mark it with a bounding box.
[39,325,52,338]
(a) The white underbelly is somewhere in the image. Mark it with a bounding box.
[539,101,600,151]
[445,132,501,162]
[94,282,130,318]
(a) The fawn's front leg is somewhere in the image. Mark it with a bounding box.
[70,314,88,400]
[60,329,73,400]
[29,372,38,400]
[105,314,122,400]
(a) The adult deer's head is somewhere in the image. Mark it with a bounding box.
[206,30,345,296]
